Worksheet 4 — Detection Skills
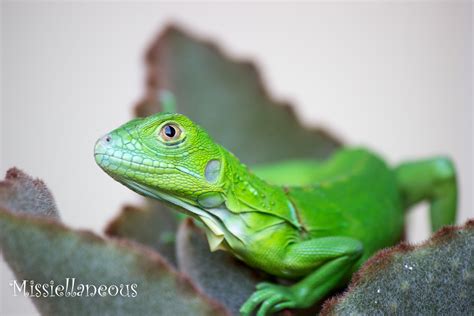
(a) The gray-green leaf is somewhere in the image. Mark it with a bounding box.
[0,168,59,220]
[105,201,179,266]
[136,25,341,165]
[321,221,474,315]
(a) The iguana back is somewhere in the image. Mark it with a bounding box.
[257,148,405,261]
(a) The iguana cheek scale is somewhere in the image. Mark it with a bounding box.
[95,112,457,316]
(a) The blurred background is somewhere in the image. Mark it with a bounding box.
[1,2,472,315]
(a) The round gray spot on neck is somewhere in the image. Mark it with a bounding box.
[205,159,221,183]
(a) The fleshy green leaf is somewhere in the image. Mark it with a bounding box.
[321,220,474,315]
[176,218,267,315]
[105,201,179,266]
[0,169,230,315]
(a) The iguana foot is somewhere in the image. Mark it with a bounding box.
[240,282,304,316]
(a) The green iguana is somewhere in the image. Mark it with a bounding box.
[95,112,457,315]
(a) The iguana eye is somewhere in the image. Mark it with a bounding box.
[159,123,182,142]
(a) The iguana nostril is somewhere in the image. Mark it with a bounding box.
[94,135,113,155]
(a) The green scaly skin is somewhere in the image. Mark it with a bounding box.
[95,112,457,315]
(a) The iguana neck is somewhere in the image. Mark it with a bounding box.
[221,148,290,215]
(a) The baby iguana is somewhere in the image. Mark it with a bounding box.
[95,112,457,316]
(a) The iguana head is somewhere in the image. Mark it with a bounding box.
[95,112,249,251]
[94,112,226,209]
[95,112,285,252]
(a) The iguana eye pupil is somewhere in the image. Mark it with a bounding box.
[164,125,176,137]
[159,123,182,142]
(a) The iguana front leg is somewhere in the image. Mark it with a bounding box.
[240,237,363,316]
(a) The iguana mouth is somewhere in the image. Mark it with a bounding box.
[94,135,178,175]
[94,152,177,176]
[94,137,203,180]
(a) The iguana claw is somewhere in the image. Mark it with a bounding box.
[240,282,298,316]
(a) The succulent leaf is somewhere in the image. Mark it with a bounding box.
[136,25,341,165]
[0,169,230,315]
[0,168,59,219]
[321,220,474,315]
[106,202,179,266]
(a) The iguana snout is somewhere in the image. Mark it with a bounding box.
[94,112,225,205]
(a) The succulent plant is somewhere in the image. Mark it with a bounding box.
[1,25,472,315]
[0,168,227,315]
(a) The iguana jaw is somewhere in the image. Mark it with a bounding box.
[118,178,228,251]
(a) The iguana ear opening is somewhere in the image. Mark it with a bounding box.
[205,159,221,183]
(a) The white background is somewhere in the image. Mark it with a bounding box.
[1,2,472,315]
